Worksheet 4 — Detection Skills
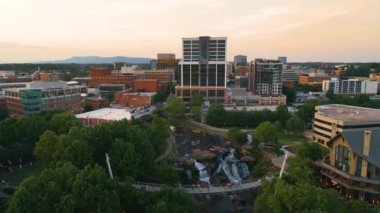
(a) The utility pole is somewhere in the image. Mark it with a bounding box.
[105,153,114,179]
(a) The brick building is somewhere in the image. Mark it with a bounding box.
[134,79,163,93]
[115,92,153,108]
[4,81,83,116]
[299,74,331,86]
[144,70,174,82]
[89,68,136,88]
[89,67,172,89]
[84,97,109,109]
[33,72,69,82]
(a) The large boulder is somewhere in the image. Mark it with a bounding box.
[192,150,216,160]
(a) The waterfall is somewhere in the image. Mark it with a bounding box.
[193,160,210,184]
[247,134,252,145]
[218,148,250,183]
[237,162,250,178]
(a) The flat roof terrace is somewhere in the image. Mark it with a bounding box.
[315,104,380,125]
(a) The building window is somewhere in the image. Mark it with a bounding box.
[367,163,380,180]
[355,156,362,177]
[335,145,350,173]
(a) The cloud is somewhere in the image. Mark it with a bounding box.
[215,4,363,37]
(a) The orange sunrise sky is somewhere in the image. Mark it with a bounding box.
[0,0,379,63]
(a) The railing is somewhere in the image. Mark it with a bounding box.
[315,161,380,194]
[133,179,264,194]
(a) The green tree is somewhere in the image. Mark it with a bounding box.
[151,163,180,183]
[146,188,195,213]
[227,127,247,144]
[164,97,185,124]
[53,138,94,169]
[7,163,120,213]
[286,116,305,135]
[50,112,82,135]
[296,100,318,124]
[7,163,80,213]
[297,142,328,161]
[0,107,8,121]
[254,178,345,213]
[109,139,140,178]
[254,122,278,144]
[282,86,296,104]
[71,164,120,213]
[150,115,171,156]
[152,91,166,104]
[206,104,225,126]
[190,105,202,121]
[34,130,59,166]
[275,104,291,125]
[190,93,204,108]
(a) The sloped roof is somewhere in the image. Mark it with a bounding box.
[339,129,380,168]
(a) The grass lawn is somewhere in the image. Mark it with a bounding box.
[287,143,305,154]
[278,133,308,146]
[179,120,228,138]
[3,164,42,184]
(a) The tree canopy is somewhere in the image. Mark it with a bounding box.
[164,97,185,124]
[254,121,278,144]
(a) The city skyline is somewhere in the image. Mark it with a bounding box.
[0,0,379,63]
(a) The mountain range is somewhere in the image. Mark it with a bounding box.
[37,56,154,64]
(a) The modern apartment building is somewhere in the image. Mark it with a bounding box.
[317,129,380,203]
[313,104,380,146]
[176,36,227,103]
[4,81,83,116]
[252,59,283,96]
[323,78,378,95]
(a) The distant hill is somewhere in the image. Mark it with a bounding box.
[37,56,153,64]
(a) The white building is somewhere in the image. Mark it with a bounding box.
[323,78,378,95]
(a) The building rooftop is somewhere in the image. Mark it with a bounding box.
[339,129,380,168]
[316,104,380,124]
[76,108,131,121]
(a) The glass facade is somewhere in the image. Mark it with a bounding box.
[355,156,362,177]
[254,60,282,95]
[335,145,350,173]
[367,162,380,180]
[178,37,227,102]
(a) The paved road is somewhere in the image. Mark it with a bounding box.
[133,180,263,194]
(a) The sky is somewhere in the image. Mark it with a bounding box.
[0,0,379,63]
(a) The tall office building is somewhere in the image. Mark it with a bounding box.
[278,56,287,64]
[234,55,247,67]
[176,36,227,103]
[252,59,283,96]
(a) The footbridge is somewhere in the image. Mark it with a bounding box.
[133,179,264,195]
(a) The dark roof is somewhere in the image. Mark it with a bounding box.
[340,129,380,168]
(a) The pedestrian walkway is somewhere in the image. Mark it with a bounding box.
[133,179,263,194]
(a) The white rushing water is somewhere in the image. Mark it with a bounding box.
[193,160,210,184]
[247,134,252,145]
[218,148,250,183]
